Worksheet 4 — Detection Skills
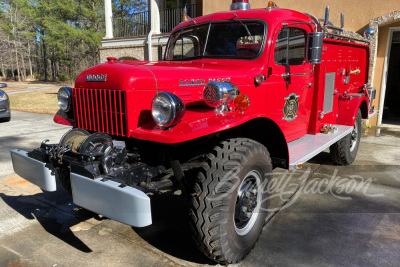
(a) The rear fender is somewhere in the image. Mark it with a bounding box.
[336,95,368,126]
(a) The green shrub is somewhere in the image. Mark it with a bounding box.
[58,72,70,82]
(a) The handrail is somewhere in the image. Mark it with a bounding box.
[324,33,369,44]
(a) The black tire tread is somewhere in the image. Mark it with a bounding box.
[330,137,350,165]
[330,109,361,165]
[189,138,271,264]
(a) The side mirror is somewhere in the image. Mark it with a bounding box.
[308,32,324,64]
[158,44,163,61]
[0,83,7,88]
[364,28,376,40]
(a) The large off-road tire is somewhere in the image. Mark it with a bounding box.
[330,109,362,165]
[189,138,272,264]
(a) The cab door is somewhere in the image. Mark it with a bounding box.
[266,23,315,142]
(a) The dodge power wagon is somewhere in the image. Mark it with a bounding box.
[11,0,378,263]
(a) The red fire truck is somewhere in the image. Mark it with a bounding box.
[11,0,378,263]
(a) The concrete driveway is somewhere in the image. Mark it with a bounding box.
[0,111,399,266]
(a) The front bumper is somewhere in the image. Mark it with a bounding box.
[11,149,57,191]
[10,149,152,227]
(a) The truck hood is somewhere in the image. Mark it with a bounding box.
[75,60,260,91]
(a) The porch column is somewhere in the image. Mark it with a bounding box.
[153,0,161,34]
[104,0,113,39]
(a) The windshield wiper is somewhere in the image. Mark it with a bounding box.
[233,13,252,38]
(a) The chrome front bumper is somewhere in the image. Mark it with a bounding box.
[71,173,152,227]
[10,149,152,227]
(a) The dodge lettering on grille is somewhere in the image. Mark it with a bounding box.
[86,74,107,82]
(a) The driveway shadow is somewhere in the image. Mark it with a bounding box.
[0,181,102,253]
[1,175,216,264]
[134,194,216,265]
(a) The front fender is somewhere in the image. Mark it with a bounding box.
[54,110,75,127]
[336,95,368,126]
[132,110,266,144]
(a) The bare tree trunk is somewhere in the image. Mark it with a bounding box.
[20,49,27,81]
[14,41,20,81]
[1,63,6,80]
[51,53,55,82]
[11,6,20,81]
[27,41,33,77]
[35,40,40,77]
[42,33,48,81]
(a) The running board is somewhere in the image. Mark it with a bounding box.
[288,125,353,170]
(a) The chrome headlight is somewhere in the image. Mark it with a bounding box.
[0,90,8,101]
[151,92,185,128]
[204,82,239,111]
[58,87,72,112]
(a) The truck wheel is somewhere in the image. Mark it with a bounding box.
[330,109,362,165]
[56,168,72,195]
[189,138,272,264]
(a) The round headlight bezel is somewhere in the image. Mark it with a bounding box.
[58,87,72,112]
[151,92,185,128]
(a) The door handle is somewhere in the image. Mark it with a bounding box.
[306,83,314,88]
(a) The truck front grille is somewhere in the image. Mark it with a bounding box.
[72,88,127,137]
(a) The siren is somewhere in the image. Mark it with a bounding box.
[182,6,191,21]
[230,0,250,11]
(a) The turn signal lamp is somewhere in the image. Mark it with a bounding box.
[234,94,250,112]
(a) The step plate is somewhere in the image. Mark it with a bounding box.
[288,125,353,170]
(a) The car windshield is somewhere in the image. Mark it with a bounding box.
[166,20,266,61]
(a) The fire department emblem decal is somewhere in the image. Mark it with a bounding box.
[283,93,300,122]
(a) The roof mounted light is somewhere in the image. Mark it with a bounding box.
[230,0,250,11]
[266,1,279,9]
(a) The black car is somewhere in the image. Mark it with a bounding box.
[0,83,10,122]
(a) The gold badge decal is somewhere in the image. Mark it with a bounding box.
[283,93,300,122]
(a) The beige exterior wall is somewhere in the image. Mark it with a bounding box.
[203,0,400,33]
[369,21,400,125]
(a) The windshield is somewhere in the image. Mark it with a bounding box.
[166,20,266,61]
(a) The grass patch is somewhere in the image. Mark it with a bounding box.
[9,88,60,115]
